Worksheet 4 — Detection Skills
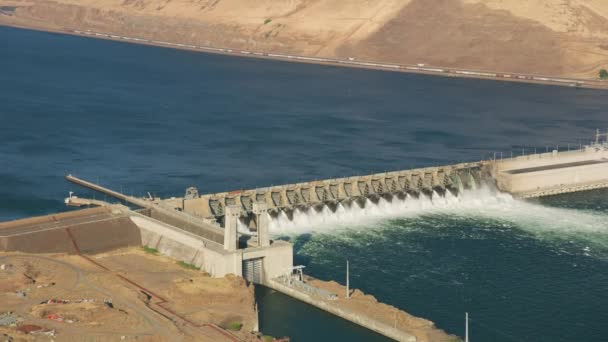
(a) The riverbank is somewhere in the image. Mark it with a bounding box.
[267,276,460,342]
[0,20,607,90]
[3,0,608,82]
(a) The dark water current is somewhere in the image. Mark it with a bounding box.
[1,25,607,341]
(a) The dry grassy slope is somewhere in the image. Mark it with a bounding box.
[27,0,411,54]
[465,0,608,38]
[1,0,608,77]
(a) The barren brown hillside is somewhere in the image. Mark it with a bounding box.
[1,0,607,78]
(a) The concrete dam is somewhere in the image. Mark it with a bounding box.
[4,137,606,342]
[162,141,608,231]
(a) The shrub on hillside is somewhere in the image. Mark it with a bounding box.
[226,322,243,331]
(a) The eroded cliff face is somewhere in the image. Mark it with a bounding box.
[1,0,607,78]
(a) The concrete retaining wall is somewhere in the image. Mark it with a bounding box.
[501,162,608,194]
[131,214,294,281]
[494,146,608,172]
[267,280,416,342]
[516,180,608,198]
[130,215,241,277]
[149,208,224,244]
[494,145,608,197]
[243,242,293,283]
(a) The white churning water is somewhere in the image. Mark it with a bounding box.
[266,187,608,241]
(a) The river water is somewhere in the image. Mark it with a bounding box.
[1,25,607,341]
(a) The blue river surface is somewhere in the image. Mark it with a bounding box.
[1,25,608,342]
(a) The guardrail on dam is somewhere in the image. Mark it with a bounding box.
[164,141,608,227]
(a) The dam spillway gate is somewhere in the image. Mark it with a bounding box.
[159,142,608,230]
[174,162,490,228]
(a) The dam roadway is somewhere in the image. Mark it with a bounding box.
[159,142,608,225]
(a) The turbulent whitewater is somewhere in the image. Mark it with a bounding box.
[266,188,608,244]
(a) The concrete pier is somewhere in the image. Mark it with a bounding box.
[267,279,417,342]
[223,205,239,251]
[252,201,270,247]
[65,174,150,207]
